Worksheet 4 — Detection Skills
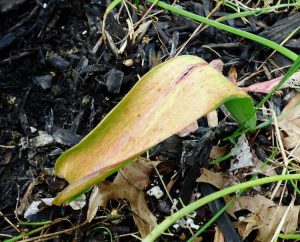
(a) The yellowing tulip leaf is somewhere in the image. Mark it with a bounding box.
[53,55,256,205]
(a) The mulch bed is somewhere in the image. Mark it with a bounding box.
[0,0,299,241]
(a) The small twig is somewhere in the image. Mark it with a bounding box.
[0,234,13,238]
[270,110,289,200]
[17,223,86,242]
[0,145,16,149]
[0,211,21,233]
[175,1,223,56]
[152,23,169,56]
[201,45,221,57]
[5,218,81,242]
[278,180,287,205]
[153,165,174,206]
[114,232,140,239]
[270,198,295,242]
[133,0,159,28]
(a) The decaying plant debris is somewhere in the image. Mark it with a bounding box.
[0,0,300,241]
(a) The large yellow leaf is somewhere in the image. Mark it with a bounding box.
[53,55,256,205]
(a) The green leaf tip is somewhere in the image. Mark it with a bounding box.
[53,55,256,205]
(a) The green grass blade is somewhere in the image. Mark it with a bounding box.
[147,0,298,61]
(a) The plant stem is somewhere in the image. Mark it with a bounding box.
[143,174,300,242]
[147,0,298,61]
[18,221,51,227]
[4,224,51,242]
[278,233,300,239]
[4,218,66,242]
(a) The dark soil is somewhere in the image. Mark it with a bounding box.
[0,0,299,241]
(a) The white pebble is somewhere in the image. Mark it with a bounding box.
[147,186,164,199]
[195,192,201,198]
[186,218,200,230]
[173,223,180,230]
[30,127,37,133]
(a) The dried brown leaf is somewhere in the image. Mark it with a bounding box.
[230,195,299,241]
[278,93,300,158]
[237,204,300,241]
[132,20,152,44]
[196,168,225,189]
[209,145,228,159]
[87,157,157,238]
[252,159,277,177]
[228,66,238,84]
[226,194,276,218]
[213,226,225,242]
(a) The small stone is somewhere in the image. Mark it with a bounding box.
[47,55,70,71]
[30,132,54,147]
[123,59,133,66]
[195,192,201,198]
[157,200,171,214]
[48,148,62,156]
[105,68,124,94]
[33,75,52,89]
[0,0,27,13]
[52,127,82,147]
[173,224,180,230]
[29,127,37,133]
[186,218,199,230]
[0,33,15,50]
[51,85,62,96]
